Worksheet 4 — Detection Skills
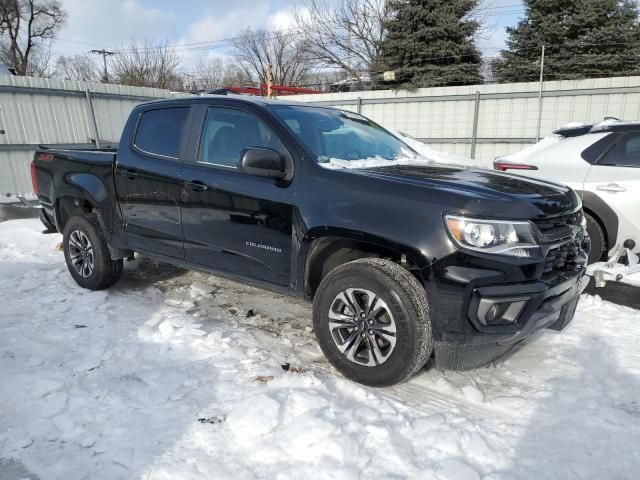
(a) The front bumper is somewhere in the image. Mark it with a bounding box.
[428,268,589,370]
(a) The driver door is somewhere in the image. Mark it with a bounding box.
[180,104,296,286]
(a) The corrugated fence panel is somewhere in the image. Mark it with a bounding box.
[293,76,640,167]
[0,75,174,194]
[3,75,640,193]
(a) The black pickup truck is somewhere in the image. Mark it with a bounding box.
[31,96,590,386]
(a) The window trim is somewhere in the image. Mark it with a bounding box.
[131,105,190,161]
[194,105,288,171]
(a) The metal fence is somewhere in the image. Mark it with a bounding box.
[291,75,640,166]
[3,74,640,194]
[0,75,174,194]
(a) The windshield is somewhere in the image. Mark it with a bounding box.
[270,105,418,166]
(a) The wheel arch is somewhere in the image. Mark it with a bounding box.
[55,195,96,232]
[301,228,428,300]
[577,190,618,250]
[52,172,109,230]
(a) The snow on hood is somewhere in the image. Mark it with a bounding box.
[318,131,478,170]
[318,153,433,170]
[393,131,476,167]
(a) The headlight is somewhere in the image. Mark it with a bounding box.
[445,215,542,258]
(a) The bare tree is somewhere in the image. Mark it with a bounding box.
[110,40,181,89]
[0,0,66,76]
[231,28,312,86]
[53,54,100,82]
[295,0,391,82]
[188,56,250,91]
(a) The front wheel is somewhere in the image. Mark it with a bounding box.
[312,258,432,387]
[585,213,606,264]
[63,214,123,290]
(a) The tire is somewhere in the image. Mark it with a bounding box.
[63,214,123,290]
[39,209,57,232]
[312,258,432,387]
[585,212,606,264]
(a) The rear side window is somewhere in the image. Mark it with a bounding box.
[134,107,189,158]
[581,133,619,164]
[598,132,640,167]
[618,134,640,167]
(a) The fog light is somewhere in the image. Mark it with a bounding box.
[486,303,508,323]
[477,297,528,326]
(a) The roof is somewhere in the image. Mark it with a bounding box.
[0,64,16,76]
[138,94,322,109]
[553,119,640,137]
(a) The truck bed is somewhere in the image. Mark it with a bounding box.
[32,148,119,231]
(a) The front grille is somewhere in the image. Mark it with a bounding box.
[543,241,582,274]
[535,210,588,279]
[534,210,582,240]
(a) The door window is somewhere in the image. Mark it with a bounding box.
[198,107,285,168]
[617,134,640,167]
[133,107,189,159]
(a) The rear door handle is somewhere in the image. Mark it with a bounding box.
[596,183,627,193]
[184,181,209,192]
[119,168,139,180]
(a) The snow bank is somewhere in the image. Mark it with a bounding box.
[1,219,640,479]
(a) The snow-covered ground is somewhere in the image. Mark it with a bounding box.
[1,219,640,480]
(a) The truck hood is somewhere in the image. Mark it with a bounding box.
[349,163,579,216]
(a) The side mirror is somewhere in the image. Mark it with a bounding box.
[238,147,290,180]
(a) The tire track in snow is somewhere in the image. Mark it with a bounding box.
[112,257,526,423]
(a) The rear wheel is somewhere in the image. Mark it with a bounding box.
[585,212,606,264]
[63,214,123,290]
[312,258,432,387]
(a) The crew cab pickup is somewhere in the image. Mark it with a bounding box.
[32,96,591,386]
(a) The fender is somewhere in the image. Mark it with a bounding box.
[295,225,432,298]
[576,190,618,248]
[53,172,121,245]
[68,173,108,203]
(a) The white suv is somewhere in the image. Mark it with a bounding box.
[494,121,640,264]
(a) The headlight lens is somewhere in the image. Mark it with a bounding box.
[445,215,542,257]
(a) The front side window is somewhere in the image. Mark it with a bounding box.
[198,107,285,167]
[270,105,415,165]
[134,107,189,158]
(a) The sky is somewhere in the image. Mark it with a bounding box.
[52,0,524,68]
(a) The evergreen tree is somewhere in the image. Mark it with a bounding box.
[494,0,640,83]
[376,0,482,88]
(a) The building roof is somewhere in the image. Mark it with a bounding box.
[0,64,16,76]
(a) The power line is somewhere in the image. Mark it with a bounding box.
[89,49,115,83]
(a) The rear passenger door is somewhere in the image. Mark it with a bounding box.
[115,105,191,258]
[584,132,640,247]
[180,104,296,286]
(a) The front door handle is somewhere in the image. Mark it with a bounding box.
[184,181,209,192]
[596,183,627,193]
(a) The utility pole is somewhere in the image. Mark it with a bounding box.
[267,64,273,98]
[535,45,545,142]
[90,49,115,83]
